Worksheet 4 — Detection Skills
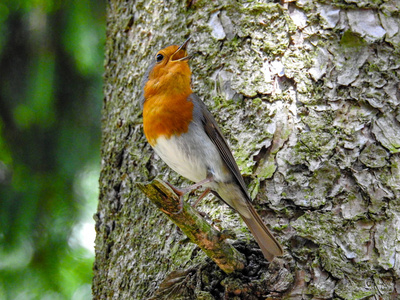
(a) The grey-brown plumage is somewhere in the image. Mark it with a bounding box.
[190,94,283,261]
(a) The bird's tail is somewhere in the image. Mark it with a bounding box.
[240,203,283,261]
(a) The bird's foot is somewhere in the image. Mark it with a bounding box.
[164,182,185,214]
[164,177,213,213]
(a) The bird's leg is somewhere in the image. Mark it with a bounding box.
[192,188,211,207]
[165,176,213,214]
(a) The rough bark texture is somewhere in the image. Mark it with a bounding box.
[94,0,400,299]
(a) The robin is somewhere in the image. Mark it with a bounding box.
[140,38,283,261]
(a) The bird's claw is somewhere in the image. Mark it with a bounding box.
[172,195,184,214]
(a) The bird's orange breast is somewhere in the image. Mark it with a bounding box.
[143,93,194,146]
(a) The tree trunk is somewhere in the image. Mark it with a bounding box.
[93,0,400,299]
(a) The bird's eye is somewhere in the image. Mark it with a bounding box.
[156,54,164,62]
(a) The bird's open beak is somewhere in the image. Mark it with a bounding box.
[171,37,191,61]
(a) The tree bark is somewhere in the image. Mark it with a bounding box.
[93,0,400,299]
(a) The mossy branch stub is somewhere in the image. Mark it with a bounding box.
[137,178,246,274]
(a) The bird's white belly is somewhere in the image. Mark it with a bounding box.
[153,135,207,182]
[152,131,230,184]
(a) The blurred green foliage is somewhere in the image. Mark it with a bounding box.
[0,0,105,299]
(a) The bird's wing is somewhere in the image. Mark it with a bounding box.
[189,93,251,199]
[189,94,284,260]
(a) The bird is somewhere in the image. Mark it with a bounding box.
[140,37,283,261]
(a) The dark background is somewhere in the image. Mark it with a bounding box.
[0,0,105,298]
